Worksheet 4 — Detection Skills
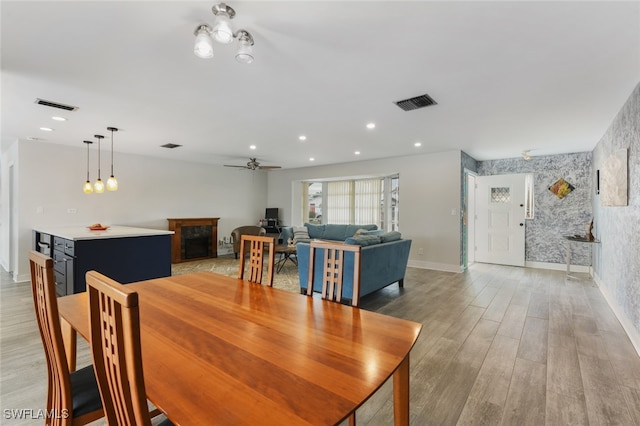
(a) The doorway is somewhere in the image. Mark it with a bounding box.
[475,174,526,267]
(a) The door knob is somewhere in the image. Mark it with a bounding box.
[520,223,524,227]
[520,204,524,207]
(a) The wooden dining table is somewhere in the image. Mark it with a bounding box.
[57,271,422,425]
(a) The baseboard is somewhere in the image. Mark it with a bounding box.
[525,260,590,274]
[407,260,461,273]
[14,273,30,284]
[593,273,640,357]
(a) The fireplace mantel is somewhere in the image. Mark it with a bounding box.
[167,218,219,263]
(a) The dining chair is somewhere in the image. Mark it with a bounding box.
[306,241,360,425]
[86,270,173,426]
[307,241,363,307]
[28,250,104,426]
[238,234,275,286]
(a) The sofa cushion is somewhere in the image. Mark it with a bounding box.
[344,235,381,246]
[380,231,402,243]
[323,225,349,241]
[292,226,310,243]
[304,223,325,239]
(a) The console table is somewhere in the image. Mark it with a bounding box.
[167,218,219,263]
[563,235,600,279]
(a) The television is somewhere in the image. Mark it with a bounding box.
[265,208,279,220]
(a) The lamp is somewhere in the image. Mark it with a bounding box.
[193,3,254,63]
[106,127,118,191]
[211,3,235,44]
[235,30,254,64]
[83,140,93,194]
[94,134,105,193]
[194,25,214,59]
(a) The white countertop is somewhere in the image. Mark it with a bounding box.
[33,225,174,241]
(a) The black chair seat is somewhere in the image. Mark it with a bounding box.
[70,365,103,417]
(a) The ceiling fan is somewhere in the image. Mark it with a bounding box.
[224,158,282,171]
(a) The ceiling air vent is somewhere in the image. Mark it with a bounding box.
[394,93,437,111]
[34,98,79,111]
[161,143,182,149]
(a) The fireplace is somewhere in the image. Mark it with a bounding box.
[167,218,219,263]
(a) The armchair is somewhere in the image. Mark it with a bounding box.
[231,225,266,259]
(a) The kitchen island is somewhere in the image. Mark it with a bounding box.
[33,226,173,296]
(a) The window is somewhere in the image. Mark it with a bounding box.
[302,175,399,231]
[524,174,535,219]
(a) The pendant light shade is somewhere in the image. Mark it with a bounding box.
[83,140,93,194]
[106,127,118,191]
[94,134,105,193]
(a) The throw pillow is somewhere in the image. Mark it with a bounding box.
[292,226,310,243]
[379,231,402,243]
[354,229,384,237]
[344,235,381,246]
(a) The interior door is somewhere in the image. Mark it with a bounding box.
[475,174,526,267]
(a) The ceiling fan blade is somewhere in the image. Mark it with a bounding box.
[224,164,249,169]
[258,166,282,170]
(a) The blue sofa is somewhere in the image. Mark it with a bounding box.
[280,224,412,304]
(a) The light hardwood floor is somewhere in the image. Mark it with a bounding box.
[2,263,639,425]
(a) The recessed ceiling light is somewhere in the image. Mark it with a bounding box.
[51,116,67,121]
[249,144,257,150]
[366,122,376,129]
[414,142,422,147]
[354,151,361,155]
[298,135,307,141]
[40,127,54,131]
[309,157,315,162]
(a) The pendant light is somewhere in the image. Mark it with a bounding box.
[83,140,93,194]
[93,134,105,193]
[106,127,118,191]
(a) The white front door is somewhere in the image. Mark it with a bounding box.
[475,174,526,267]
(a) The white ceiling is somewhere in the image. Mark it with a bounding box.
[2,1,639,169]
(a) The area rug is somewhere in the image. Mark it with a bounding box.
[171,255,301,294]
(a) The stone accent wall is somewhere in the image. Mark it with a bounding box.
[477,152,593,265]
[592,82,640,338]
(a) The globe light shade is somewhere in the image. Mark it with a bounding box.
[107,175,118,191]
[83,180,93,194]
[94,178,105,193]
[194,25,214,58]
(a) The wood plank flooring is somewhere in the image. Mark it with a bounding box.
[2,263,639,425]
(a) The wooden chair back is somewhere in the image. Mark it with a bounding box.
[307,241,362,307]
[29,250,104,426]
[86,271,152,426]
[238,235,275,286]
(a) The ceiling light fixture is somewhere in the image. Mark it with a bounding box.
[249,144,256,150]
[40,127,53,131]
[366,123,375,129]
[521,150,532,161]
[194,3,255,64]
[51,116,67,121]
[354,151,361,155]
[106,127,118,191]
[83,140,93,194]
[94,134,105,193]
[414,142,422,147]
[298,135,307,141]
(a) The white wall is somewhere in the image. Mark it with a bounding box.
[2,139,268,282]
[267,150,463,272]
